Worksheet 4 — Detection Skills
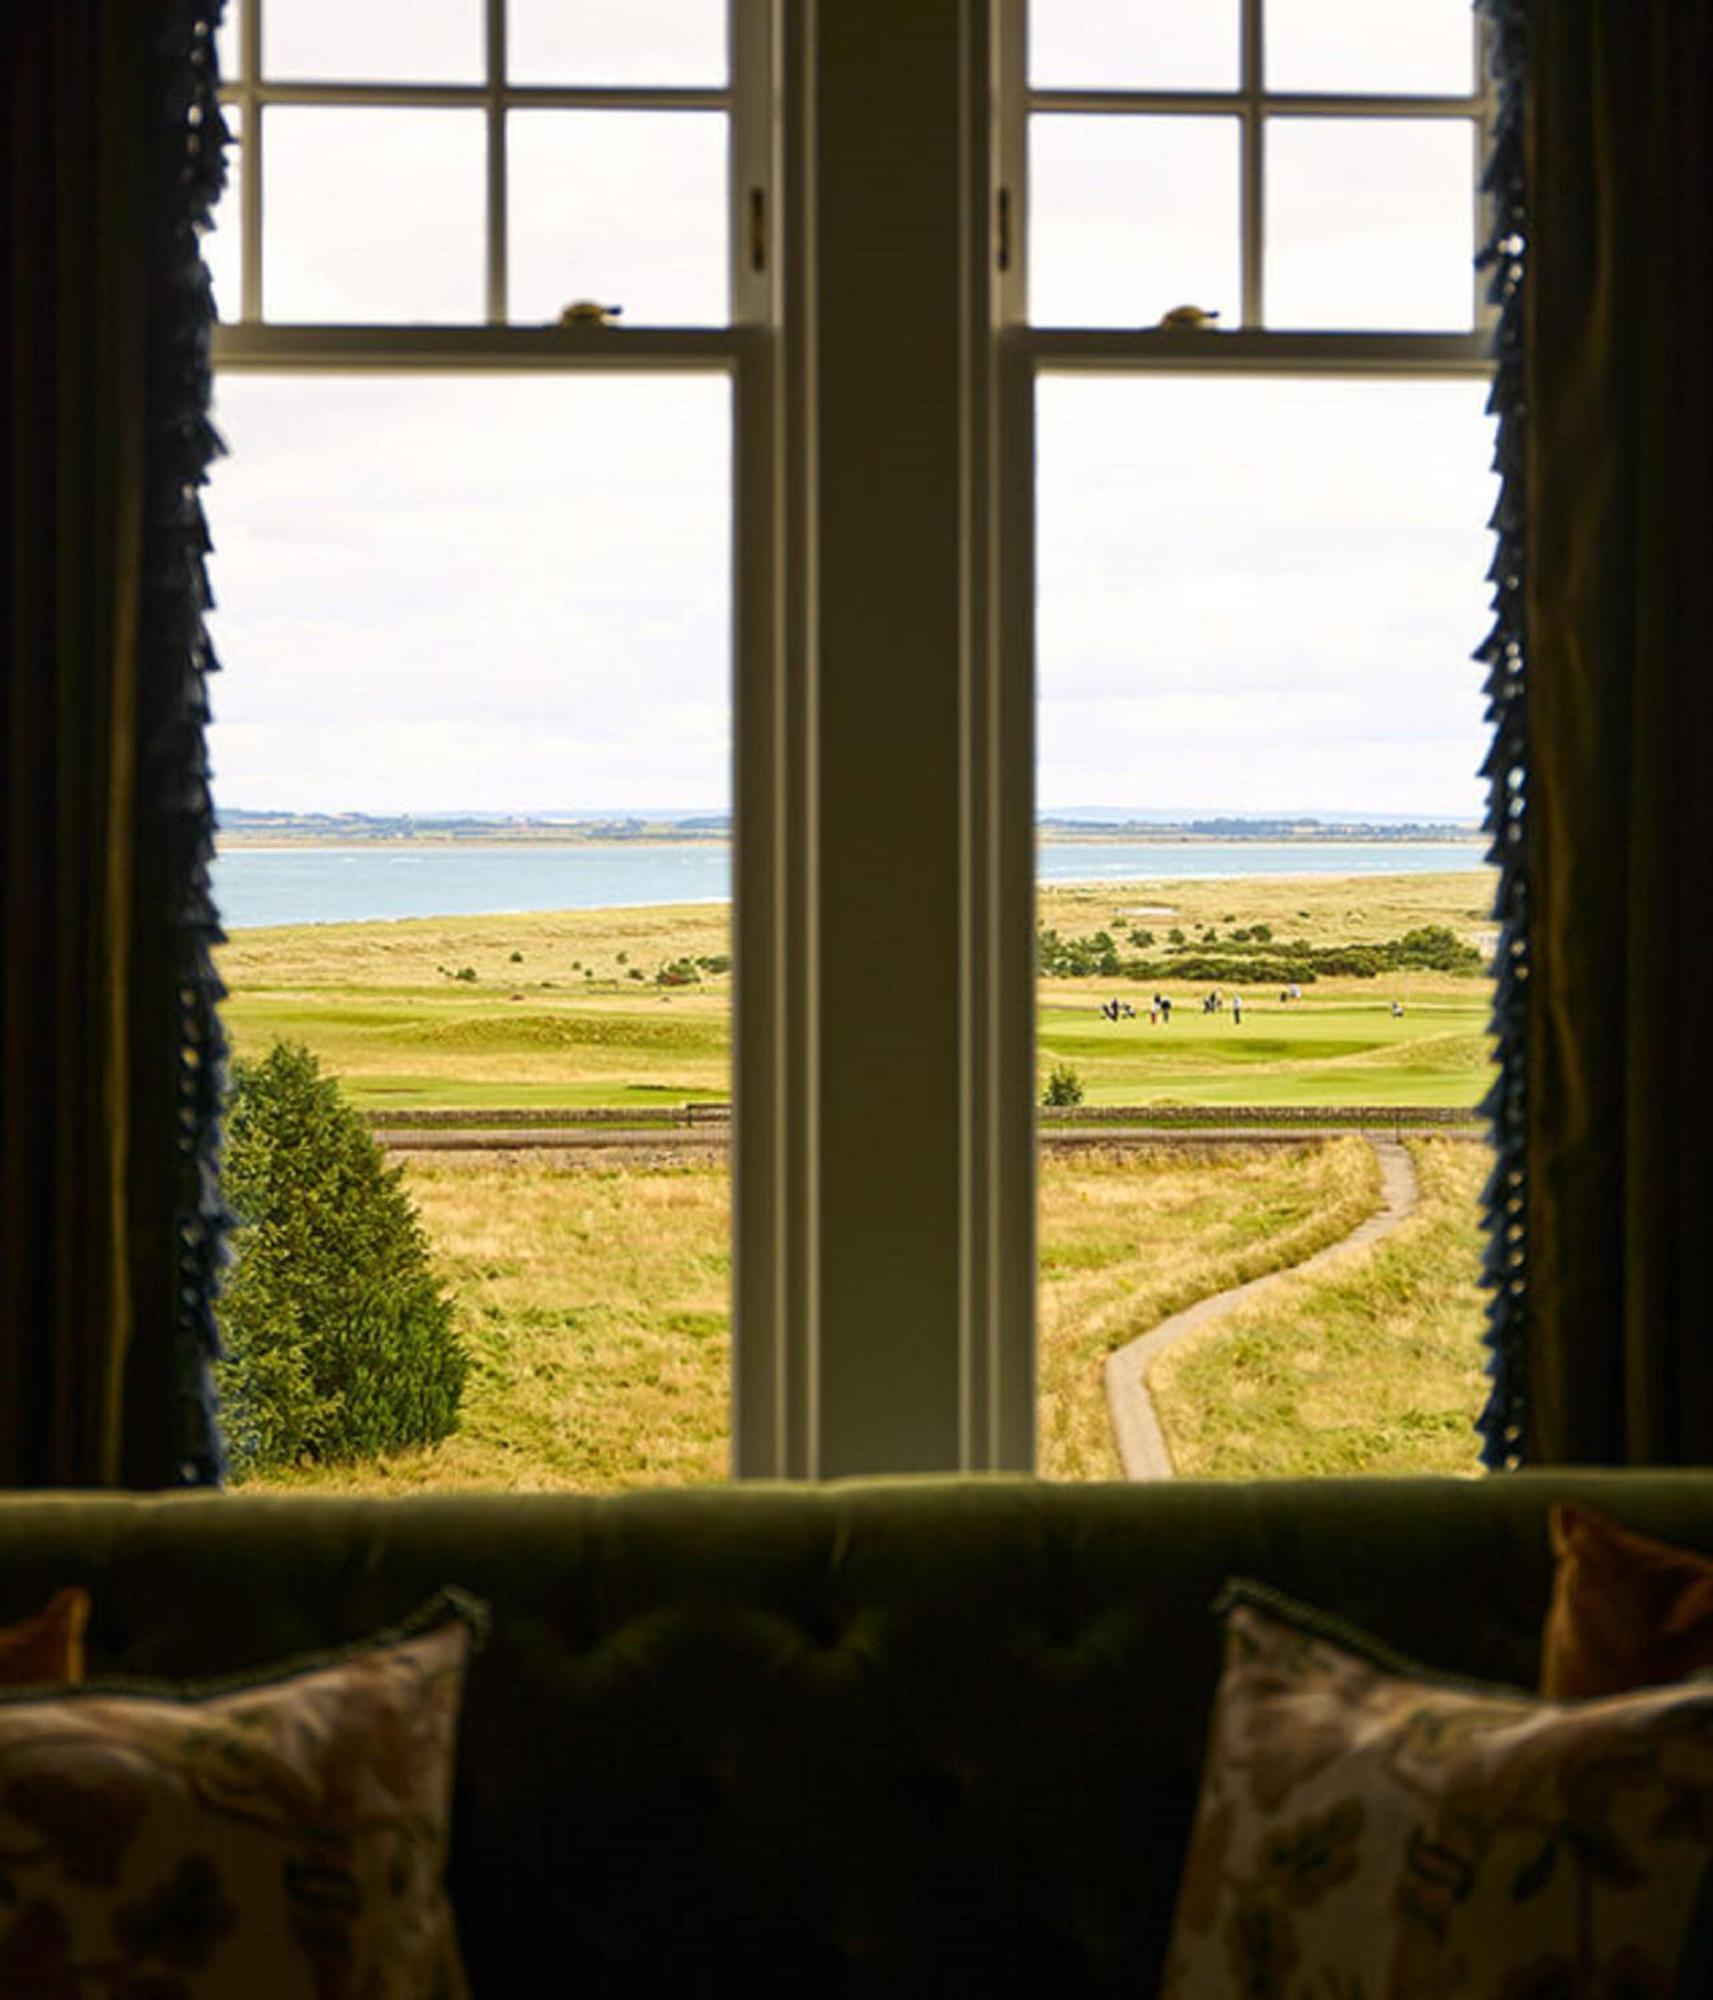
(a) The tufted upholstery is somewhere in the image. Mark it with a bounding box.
[2,1472,1712,1995]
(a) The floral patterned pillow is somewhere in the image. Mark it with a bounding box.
[1162,1582,1713,2000]
[0,1590,484,2000]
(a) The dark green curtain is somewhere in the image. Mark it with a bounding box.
[0,0,227,1486]
[1520,1,1713,1461]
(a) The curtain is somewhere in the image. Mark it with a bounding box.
[0,0,227,1486]
[1515,1,1713,1462]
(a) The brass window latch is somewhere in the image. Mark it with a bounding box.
[559,301,623,326]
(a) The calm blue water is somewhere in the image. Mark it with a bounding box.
[211,839,1486,931]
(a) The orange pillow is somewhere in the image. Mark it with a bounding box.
[1541,1502,1713,1698]
[0,1588,88,1687]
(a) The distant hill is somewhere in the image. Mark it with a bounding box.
[218,807,1480,845]
[1036,814,1480,842]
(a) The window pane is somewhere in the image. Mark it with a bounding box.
[208,105,242,321]
[261,0,484,84]
[207,373,735,1494]
[216,8,240,82]
[263,108,486,324]
[508,112,728,326]
[507,0,727,87]
[1030,0,1240,91]
[1266,118,1476,331]
[1031,116,1241,327]
[1035,375,1497,1483]
[1265,0,1477,95]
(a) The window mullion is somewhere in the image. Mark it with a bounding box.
[486,0,506,323]
[1242,0,1263,328]
[240,0,262,323]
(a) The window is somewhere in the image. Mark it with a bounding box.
[212,0,762,327]
[207,0,769,1490]
[206,0,1502,1485]
[1007,0,1499,1479]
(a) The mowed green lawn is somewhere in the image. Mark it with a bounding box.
[216,868,1497,1112]
[1038,991,1488,1107]
[217,902,733,1110]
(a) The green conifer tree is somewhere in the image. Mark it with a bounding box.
[217,1042,467,1477]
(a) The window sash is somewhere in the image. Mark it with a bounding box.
[217,0,772,326]
[999,0,1496,341]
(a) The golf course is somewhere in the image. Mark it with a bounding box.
[216,864,1499,1491]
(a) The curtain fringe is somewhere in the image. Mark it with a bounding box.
[144,0,233,1485]
[1473,0,1529,1470]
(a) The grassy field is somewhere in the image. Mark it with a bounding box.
[1037,1136,1383,1482]
[245,1135,1468,1493]
[215,868,1497,1113]
[252,1151,731,1493]
[1148,1137,1490,1478]
[222,868,1498,1491]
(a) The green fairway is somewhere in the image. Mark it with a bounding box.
[216,869,1496,1113]
[1037,992,1490,1108]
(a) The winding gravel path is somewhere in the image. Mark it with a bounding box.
[1104,1135,1421,1481]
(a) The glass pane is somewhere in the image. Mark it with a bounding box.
[261,0,483,84]
[208,105,243,321]
[1030,0,1240,91]
[207,373,734,1493]
[508,112,728,326]
[1030,116,1240,327]
[215,8,240,82]
[1266,117,1476,331]
[263,108,486,323]
[1035,374,1497,1482]
[507,0,727,87]
[1265,0,1476,95]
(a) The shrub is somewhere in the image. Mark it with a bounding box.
[509,949,524,963]
[455,966,477,982]
[1041,1063,1085,1108]
[216,1042,467,1478]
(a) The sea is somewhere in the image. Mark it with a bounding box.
[210,839,1488,931]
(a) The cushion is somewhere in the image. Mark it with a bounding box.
[0,1589,484,1999]
[1161,1581,1713,2000]
[1542,1500,1713,1699]
[0,1588,89,1686]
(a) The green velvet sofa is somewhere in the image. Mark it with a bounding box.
[4,1471,1712,1996]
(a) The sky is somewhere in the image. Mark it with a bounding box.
[204,0,1491,822]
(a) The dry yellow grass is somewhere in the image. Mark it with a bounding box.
[249,1136,1400,1493]
[1037,867,1495,952]
[1148,1137,1489,1477]
[1037,1136,1381,1481]
[217,900,732,993]
[249,1152,731,1493]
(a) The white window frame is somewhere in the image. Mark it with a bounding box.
[984,0,1498,1478]
[216,0,774,330]
[210,0,807,1476]
[208,0,1501,1486]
